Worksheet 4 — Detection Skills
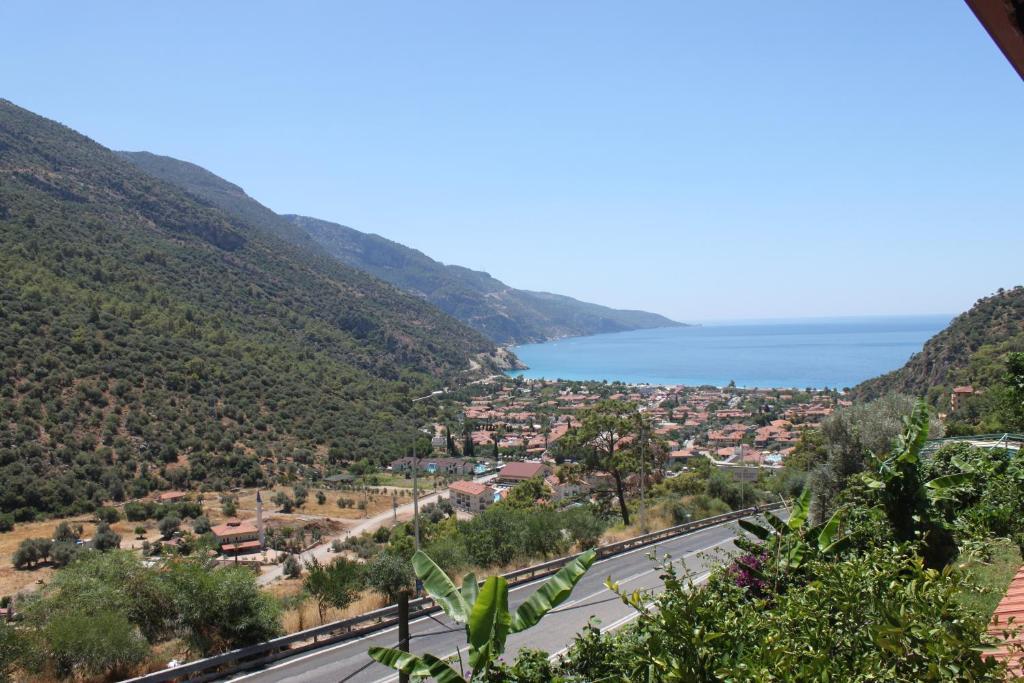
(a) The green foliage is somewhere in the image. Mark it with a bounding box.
[0,513,13,532]
[162,558,281,655]
[282,554,302,579]
[40,610,148,679]
[0,100,500,521]
[554,546,1002,682]
[158,515,181,539]
[303,556,364,624]
[365,551,415,603]
[92,521,122,551]
[860,400,958,568]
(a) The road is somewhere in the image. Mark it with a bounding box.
[258,476,496,586]
[226,516,755,682]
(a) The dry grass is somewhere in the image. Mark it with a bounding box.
[214,487,398,524]
[273,579,388,634]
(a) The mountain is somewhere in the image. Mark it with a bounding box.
[851,287,1024,406]
[117,151,683,345]
[0,99,505,519]
[287,214,685,345]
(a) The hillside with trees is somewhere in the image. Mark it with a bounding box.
[851,287,1024,416]
[0,99,505,521]
[117,151,683,345]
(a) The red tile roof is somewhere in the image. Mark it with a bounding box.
[211,518,258,537]
[986,564,1024,676]
[498,461,548,479]
[449,480,492,496]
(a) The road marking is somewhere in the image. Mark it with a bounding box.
[226,524,737,681]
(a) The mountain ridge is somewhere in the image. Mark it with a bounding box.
[117,150,683,345]
[850,286,1024,407]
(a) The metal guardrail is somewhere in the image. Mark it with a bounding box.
[123,503,784,683]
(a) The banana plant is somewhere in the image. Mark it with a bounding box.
[369,548,597,681]
[736,488,849,573]
[860,399,969,568]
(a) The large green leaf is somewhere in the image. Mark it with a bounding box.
[762,511,790,536]
[460,572,479,609]
[925,473,974,491]
[467,576,511,675]
[787,488,812,531]
[368,647,466,683]
[412,550,470,624]
[895,400,930,465]
[510,548,597,633]
[737,518,773,541]
[816,507,844,551]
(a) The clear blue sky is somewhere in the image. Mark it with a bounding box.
[2,1,1021,321]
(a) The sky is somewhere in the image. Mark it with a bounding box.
[2,2,1021,322]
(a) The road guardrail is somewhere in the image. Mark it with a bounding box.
[123,502,785,683]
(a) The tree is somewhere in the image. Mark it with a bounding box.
[504,478,548,509]
[303,557,364,624]
[316,490,327,506]
[53,522,81,544]
[221,496,238,518]
[96,507,121,524]
[163,559,281,654]
[365,552,414,604]
[568,400,638,524]
[12,538,52,569]
[192,515,211,534]
[0,513,13,532]
[283,554,302,579]
[93,521,122,551]
[999,352,1024,430]
[158,515,181,539]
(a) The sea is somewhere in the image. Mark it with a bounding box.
[506,315,951,390]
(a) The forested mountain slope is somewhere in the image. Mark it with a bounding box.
[0,99,502,520]
[117,151,682,345]
[851,287,1024,407]
[288,214,685,345]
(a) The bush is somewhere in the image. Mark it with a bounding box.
[96,507,121,524]
[192,515,211,534]
[158,515,181,539]
[283,554,302,579]
[42,610,148,679]
[0,513,14,532]
[92,522,122,552]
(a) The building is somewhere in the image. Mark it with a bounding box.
[211,518,262,554]
[448,480,495,514]
[496,461,552,484]
[212,490,264,554]
[155,491,187,503]
[951,386,975,412]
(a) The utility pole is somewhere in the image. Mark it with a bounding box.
[412,439,420,550]
[410,389,445,552]
[398,591,410,683]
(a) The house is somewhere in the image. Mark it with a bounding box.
[951,386,975,411]
[155,491,187,503]
[448,480,495,514]
[544,474,590,501]
[496,461,552,484]
[211,518,262,554]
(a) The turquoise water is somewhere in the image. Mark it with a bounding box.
[507,316,951,389]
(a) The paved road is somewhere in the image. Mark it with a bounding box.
[226,517,754,683]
